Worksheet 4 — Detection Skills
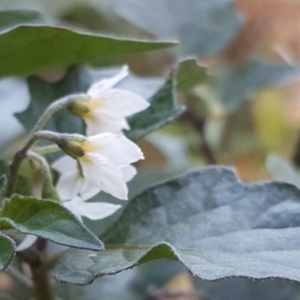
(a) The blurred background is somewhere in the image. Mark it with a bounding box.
[1,0,300,299]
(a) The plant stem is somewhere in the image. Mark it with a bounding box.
[33,144,61,155]
[27,151,61,202]
[18,249,56,300]
[5,131,63,198]
[30,263,55,300]
[27,95,74,138]
[183,109,217,165]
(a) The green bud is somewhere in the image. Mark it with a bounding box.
[56,134,86,158]
[66,95,91,116]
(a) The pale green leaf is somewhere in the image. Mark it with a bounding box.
[55,167,300,284]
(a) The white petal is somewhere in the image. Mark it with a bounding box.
[98,88,149,118]
[86,133,144,166]
[68,197,121,220]
[80,180,102,201]
[16,235,38,252]
[122,165,137,182]
[52,155,77,173]
[85,114,129,136]
[56,170,83,201]
[87,66,128,97]
[80,161,128,199]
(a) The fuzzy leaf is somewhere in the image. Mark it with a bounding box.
[55,167,300,284]
[127,75,184,140]
[0,24,177,78]
[0,234,15,270]
[1,195,103,251]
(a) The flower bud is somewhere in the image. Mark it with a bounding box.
[66,95,91,117]
[56,134,86,158]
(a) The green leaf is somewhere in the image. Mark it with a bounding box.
[0,24,177,78]
[115,0,242,58]
[55,167,300,284]
[213,59,300,113]
[0,233,15,270]
[127,75,185,140]
[0,10,42,32]
[1,195,103,251]
[176,58,209,91]
[16,66,87,134]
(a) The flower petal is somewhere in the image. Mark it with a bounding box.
[95,88,149,119]
[65,197,121,220]
[85,113,129,136]
[86,133,144,166]
[122,165,137,182]
[56,170,83,201]
[79,160,128,199]
[52,155,77,173]
[87,66,128,97]
[80,180,102,201]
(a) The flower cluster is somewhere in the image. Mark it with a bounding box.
[53,67,149,220]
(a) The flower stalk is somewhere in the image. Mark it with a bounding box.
[27,151,61,202]
[5,131,64,198]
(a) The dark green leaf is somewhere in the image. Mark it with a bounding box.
[0,24,176,78]
[1,195,103,251]
[0,233,15,270]
[16,66,87,134]
[177,58,209,91]
[0,176,6,201]
[55,167,300,284]
[213,59,300,113]
[127,75,185,140]
[115,0,242,58]
[0,10,42,32]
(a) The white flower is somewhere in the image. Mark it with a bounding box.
[64,196,122,220]
[53,133,142,201]
[82,66,149,135]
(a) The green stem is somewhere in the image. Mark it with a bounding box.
[27,151,61,202]
[5,131,62,198]
[33,144,61,155]
[4,95,75,198]
[27,95,75,138]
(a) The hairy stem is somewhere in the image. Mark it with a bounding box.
[5,131,62,198]
[33,144,61,155]
[27,95,74,137]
